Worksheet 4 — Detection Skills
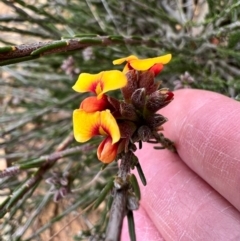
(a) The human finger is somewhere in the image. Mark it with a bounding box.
[133,146,240,240]
[159,89,240,211]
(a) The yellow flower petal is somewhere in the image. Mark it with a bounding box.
[130,54,172,71]
[122,64,130,74]
[99,126,108,136]
[72,72,102,94]
[98,71,127,98]
[73,109,101,142]
[112,55,138,65]
[100,110,120,143]
[73,109,120,143]
[72,70,127,98]
[113,54,172,72]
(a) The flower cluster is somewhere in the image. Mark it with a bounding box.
[72,54,174,163]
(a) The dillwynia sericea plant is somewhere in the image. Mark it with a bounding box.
[72,54,176,241]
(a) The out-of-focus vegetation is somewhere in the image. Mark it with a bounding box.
[0,0,239,240]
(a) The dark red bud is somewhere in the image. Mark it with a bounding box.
[138,71,158,94]
[107,96,122,118]
[131,88,146,110]
[146,114,167,129]
[146,89,174,113]
[107,96,121,110]
[165,91,174,101]
[120,102,138,121]
[158,88,173,96]
[118,121,137,139]
[137,125,152,142]
[121,70,138,101]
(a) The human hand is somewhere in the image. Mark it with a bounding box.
[121,89,240,240]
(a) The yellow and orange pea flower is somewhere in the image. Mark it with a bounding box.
[73,109,121,163]
[72,70,127,99]
[112,54,172,75]
[72,55,173,163]
[72,70,128,163]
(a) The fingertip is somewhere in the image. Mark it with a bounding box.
[153,89,240,210]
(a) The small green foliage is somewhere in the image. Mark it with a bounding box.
[136,162,147,186]
[228,31,240,49]
[93,177,114,209]
[127,211,136,241]
[130,174,141,200]
[0,45,15,53]
[206,0,217,16]
[31,41,69,56]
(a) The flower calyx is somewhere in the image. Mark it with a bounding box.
[120,102,138,121]
[131,88,146,111]
[145,88,174,113]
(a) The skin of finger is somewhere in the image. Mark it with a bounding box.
[121,89,240,240]
[159,89,240,211]
[121,148,240,241]
[121,205,165,241]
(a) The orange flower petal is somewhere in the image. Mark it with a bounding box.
[97,137,119,163]
[80,95,110,112]
[149,63,164,76]
[73,109,120,143]
[72,70,127,98]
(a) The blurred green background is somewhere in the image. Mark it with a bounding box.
[0,0,239,240]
